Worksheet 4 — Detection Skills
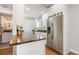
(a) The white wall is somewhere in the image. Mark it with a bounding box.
[63,5,79,54]
[68,5,79,53]
[35,18,42,29]
[42,13,48,29]
[63,5,70,54]
[12,4,24,35]
[24,18,36,41]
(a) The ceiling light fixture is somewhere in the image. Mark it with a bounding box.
[34,16,37,19]
[26,7,29,11]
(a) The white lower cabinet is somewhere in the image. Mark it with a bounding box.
[16,40,46,55]
[35,32,47,40]
[2,32,12,43]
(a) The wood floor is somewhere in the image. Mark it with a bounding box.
[45,46,60,55]
[0,45,13,55]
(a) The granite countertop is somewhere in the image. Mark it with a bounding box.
[9,38,45,46]
[32,29,47,33]
[36,30,47,32]
[0,38,45,51]
[0,35,46,47]
[3,30,12,32]
[0,27,12,33]
[9,36,46,46]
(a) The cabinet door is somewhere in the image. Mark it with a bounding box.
[2,32,12,43]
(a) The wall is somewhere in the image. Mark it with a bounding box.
[68,5,79,53]
[12,4,24,35]
[0,13,12,43]
[63,5,70,54]
[24,18,36,41]
[62,5,79,54]
[42,13,48,29]
[35,18,42,29]
[1,14,12,30]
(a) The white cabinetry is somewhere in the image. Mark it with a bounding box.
[16,40,46,55]
[2,32,12,43]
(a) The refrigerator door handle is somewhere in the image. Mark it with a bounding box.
[51,22,54,40]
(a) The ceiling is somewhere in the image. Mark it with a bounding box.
[0,4,52,19]
[24,4,50,19]
[41,4,52,8]
[0,4,12,9]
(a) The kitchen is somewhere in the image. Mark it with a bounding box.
[0,4,79,55]
[0,4,51,55]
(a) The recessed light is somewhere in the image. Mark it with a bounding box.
[26,7,29,11]
[34,16,37,19]
[41,11,44,14]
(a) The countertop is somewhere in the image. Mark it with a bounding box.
[3,30,12,32]
[32,29,47,34]
[0,27,12,33]
[9,36,46,46]
[0,35,46,48]
[0,30,12,33]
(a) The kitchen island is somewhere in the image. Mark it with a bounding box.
[0,35,46,55]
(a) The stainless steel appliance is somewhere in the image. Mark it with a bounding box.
[47,12,63,54]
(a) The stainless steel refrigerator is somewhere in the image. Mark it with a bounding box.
[47,12,63,54]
